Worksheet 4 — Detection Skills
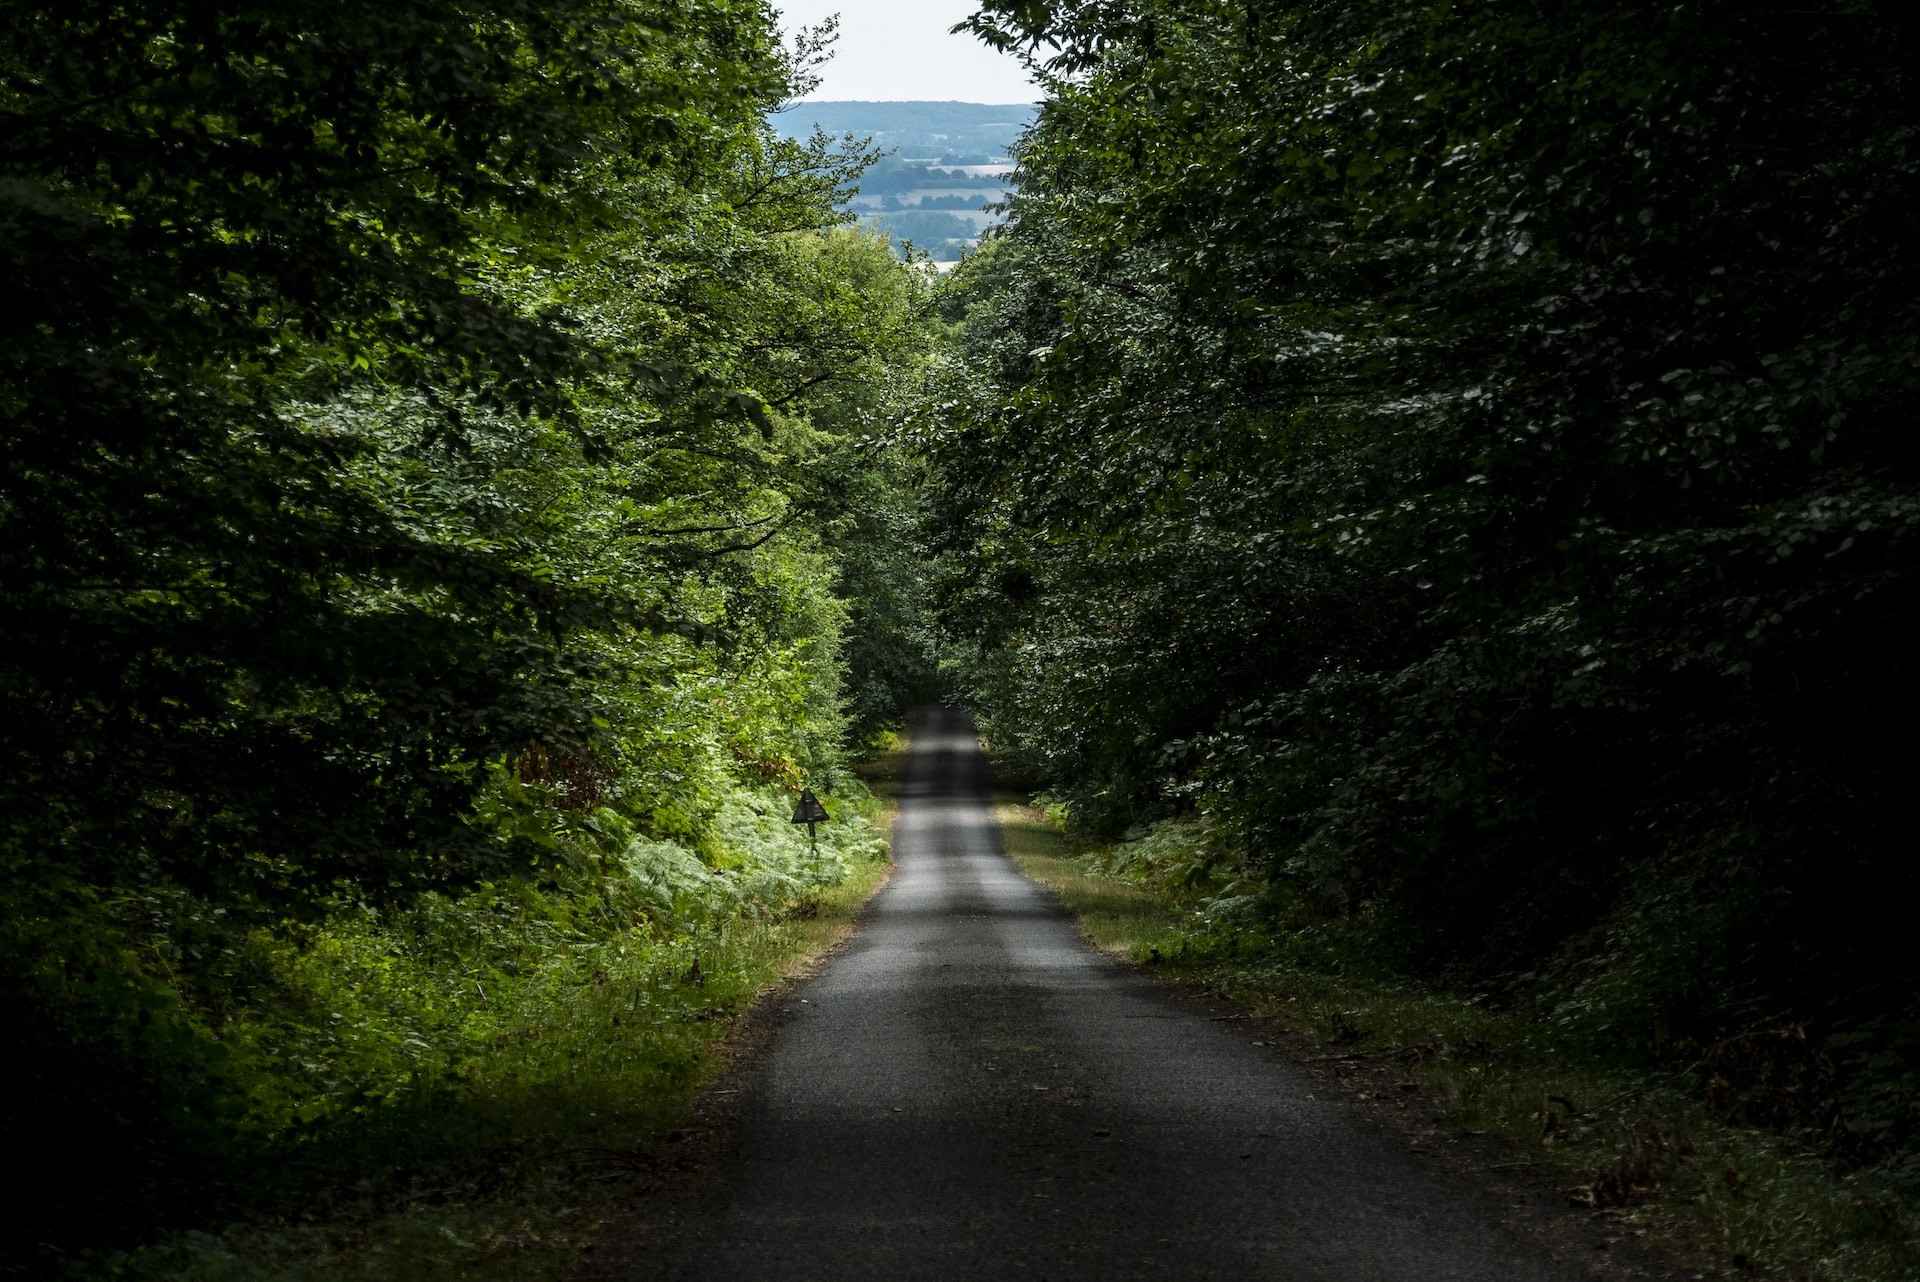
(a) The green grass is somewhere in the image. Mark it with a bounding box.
[996,795,1920,1282]
[83,771,904,1282]
[995,803,1172,954]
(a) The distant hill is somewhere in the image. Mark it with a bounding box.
[770,100,1036,164]
[769,101,1036,264]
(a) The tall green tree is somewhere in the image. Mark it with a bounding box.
[1,0,936,1255]
[928,0,1920,1154]
[1,0,788,904]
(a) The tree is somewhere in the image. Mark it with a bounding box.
[927,0,1920,1152]
[1,0,937,1254]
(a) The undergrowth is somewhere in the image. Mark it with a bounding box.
[52,773,898,1282]
[997,794,1920,1282]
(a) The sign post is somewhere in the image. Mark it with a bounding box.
[790,787,829,851]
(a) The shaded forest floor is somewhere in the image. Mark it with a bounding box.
[993,787,1919,1282]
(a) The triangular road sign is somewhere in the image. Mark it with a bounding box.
[790,788,829,825]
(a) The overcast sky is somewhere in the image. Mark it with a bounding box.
[775,2,1038,103]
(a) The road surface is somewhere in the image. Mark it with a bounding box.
[651,706,1594,1281]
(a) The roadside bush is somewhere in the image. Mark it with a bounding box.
[15,772,891,1276]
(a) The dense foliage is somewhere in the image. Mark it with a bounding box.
[0,0,933,1264]
[10,0,1917,1265]
[926,0,1919,1177]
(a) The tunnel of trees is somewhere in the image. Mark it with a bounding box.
[2,0,1916,1271]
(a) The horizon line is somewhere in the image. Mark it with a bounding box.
[788,97,1040,106]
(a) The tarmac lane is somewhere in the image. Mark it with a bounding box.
[649,705,1597,1281]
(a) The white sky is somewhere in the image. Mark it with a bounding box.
[775,1,1038,103]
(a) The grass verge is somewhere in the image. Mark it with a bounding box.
[80,765,902,1282]
[995,794,1919,1282]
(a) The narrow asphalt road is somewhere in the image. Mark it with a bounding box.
[653,706,1596,1281]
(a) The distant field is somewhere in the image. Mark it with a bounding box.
[848,188,1008,208]
[862,211,993,234]
[768,100,1036,151]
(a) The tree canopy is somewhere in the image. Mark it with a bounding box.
[927,0,1919,1168]
[2,0,937,1259]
